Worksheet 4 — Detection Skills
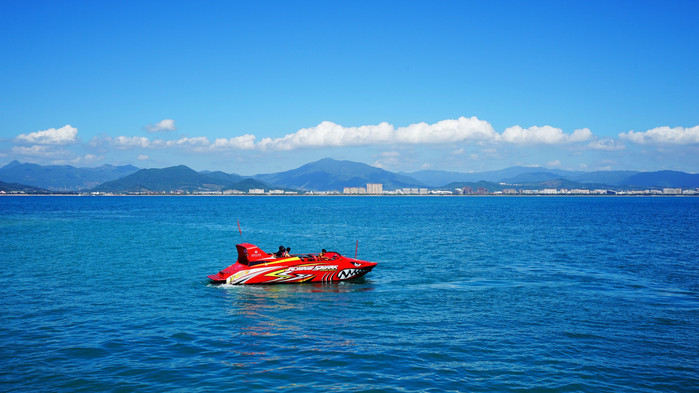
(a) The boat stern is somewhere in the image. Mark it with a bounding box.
[207,263,244,284]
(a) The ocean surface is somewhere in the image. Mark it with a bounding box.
[0,196,697,392]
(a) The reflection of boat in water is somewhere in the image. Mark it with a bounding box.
[208,243,378,285]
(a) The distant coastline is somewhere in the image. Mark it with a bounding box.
[2,158,698,196]
[2,191,697,197]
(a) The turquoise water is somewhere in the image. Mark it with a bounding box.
[1,196,697,392]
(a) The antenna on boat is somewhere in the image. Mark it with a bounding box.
[237,219,243,243]
[355,240,358,259]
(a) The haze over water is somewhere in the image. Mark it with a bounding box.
[1,196,697,392]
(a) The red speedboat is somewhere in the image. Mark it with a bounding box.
[208,243,378,285]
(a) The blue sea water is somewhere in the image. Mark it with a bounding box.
[0,195,697,392]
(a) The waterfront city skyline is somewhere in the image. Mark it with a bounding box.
[1,0,697,175]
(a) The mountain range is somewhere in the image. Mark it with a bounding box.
[403,166,683,187]
[1,159,697,193]
[0,160,139,191]
[93,165,269,193]
[254,158,426,191]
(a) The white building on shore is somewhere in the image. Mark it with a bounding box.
[343,187,366,194]
[663,188,682,194]
[366,183,383,195]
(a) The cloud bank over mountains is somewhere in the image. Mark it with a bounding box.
[619,126,699,145]
[4,117,699,171]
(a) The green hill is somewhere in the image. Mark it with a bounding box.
[225,178,273,192]
[92,165,272,193]
[0,181,50,194]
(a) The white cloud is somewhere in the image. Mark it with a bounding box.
[69,154,101,165]
[211,134,257,150]
[570,128,593,142]
[10,117,698,172]
[373,150,409,169]
[12,145,67,158]
[146,119,176,133]
[257,121,394,151]
[81,117,647,162]
[16,125,78,145]
[112,136,152,149]
[500,126,592,144]
[104,134,257,152]
[588,138,625,151]
[82,154,101,163]
[256,116,497,151]
[164,137,211,148]
[371,160,385,169]
[547,160,562,167]
[619,126,699,145]
[395,117,497,144]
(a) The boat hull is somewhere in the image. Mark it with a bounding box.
[208,244,377,285]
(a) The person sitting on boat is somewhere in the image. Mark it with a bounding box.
[275,246,286,258]
[284,247,291,257]
[320,249,328,260]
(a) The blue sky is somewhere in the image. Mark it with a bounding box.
[1,0,697,175]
